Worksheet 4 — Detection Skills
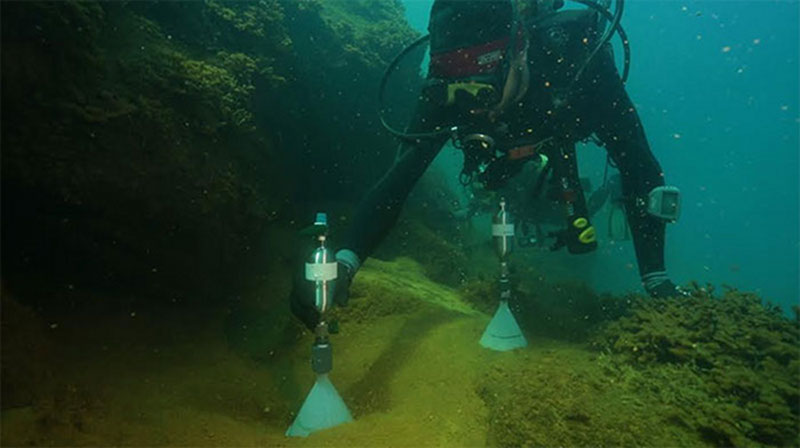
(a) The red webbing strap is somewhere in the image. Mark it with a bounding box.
[429,37,508,79]
[507,145,537,160]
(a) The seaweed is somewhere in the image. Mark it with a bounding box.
[478,286,798,447]
[2,0,416,308]
[590,287,800,446]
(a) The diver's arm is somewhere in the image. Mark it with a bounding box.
[290,95,448,330]
[339,136,446,262]
[339,96,448,264]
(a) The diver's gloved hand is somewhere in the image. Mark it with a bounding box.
[288,249,360,331]
[642,272,689,298]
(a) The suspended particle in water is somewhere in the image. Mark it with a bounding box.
[721,46,731,53]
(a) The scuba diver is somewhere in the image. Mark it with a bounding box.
[290,0,684,330]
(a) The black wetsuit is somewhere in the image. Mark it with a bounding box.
[341,10,667,278]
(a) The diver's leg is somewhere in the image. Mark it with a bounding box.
[606,141,677,295]
[339,85,448,261]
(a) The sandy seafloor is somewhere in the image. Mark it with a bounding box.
[0,258,767,446]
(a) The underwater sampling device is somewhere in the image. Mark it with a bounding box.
[480,198,528,351]
[286,213,353,437]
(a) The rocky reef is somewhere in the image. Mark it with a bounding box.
[481,284,800,447]
[1,1,417,309]
[1,0,418,424]
[592,286,799,446]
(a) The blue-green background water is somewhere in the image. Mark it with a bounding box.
[401,0,799,311]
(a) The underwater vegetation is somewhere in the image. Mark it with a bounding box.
[479,284,799,447]
[593,286,800,446]
[1,0,415,307]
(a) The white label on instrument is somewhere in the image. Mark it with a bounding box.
[305,262,337,281]
[492,223,515,237]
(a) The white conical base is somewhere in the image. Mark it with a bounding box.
[480,301,528,351]
[286,374,353,437]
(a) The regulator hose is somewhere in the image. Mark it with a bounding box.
[377,34,454,141]
[571,0,627,84]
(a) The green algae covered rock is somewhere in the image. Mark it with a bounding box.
[331,257,479,327]
[593,287,799,370]
[479,346,707,447]
[378,219,470,288]
[319,0,418,69]
[476,287,798,447]
[459,265,628,341]
[179,52,258,132]
[2,0,415,309]
[591,287,800,446]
